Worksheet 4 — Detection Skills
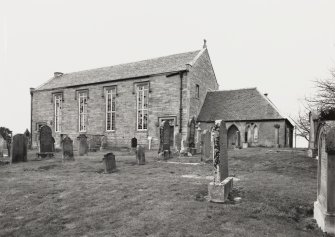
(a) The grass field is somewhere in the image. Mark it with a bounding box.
[0,148,326,237]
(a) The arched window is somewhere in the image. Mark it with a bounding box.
[253,125,258,142]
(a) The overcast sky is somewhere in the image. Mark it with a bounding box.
[1,0,335,147]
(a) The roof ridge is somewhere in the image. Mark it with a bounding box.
[56,50,201,76]
[208,87,257,93]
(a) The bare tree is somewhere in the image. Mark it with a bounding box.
[295,68,335,141]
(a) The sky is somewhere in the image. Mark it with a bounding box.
[0,0,335,147]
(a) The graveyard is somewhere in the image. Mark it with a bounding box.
[0,147,324,237]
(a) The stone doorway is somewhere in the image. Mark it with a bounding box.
[227,125,240,149]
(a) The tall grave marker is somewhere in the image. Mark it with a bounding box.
[78,134,88,156]
[314,122,335,233]
[62,136,74,161]
[11,134,27,163]
[159,121,171,160]
[38,125,55,158]
[188,117,196,155]
[208,120,233,203]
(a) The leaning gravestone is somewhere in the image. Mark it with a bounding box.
[188,117,196,155]
[62,136,74,161]
[103,152,116,173]
[136,145,145,165]
[208,120,233,203]
[11,134,27,163]
[39,125,55,158]
[314,122,335,233]
[0,134,4,157]
[78,134,88,156]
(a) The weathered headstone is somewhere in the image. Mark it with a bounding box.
[0,134,4,157]
[208,120,233,203]
[11,134,27,163]
[38,125,55,157]
[188,117,196,155]
[100,136,107,151]
[314,122,335,233]
[159,121,171,160]
[175,133,182,153]
[131,137,137,149]
[102,152,116,173]
[24,129,31,149]
[136,145,145,165]
[201,130,211,161]
[62,136,74,161]
[77,134,88,156]
[196,126,202,153]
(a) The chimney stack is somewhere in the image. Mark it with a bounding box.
[264,93,268,97]
[54,72,64,77]
[203,39,207,49]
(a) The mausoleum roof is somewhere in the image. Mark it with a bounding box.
[35,50,201,91]
[197,88,286,122]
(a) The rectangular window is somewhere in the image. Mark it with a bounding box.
[54,94,62,132]
[196,84,200,99]
[106,87,116,131]
[137,83,149,130]
[78,91,88,132]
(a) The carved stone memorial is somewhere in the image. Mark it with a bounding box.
[62,136,74,161]
[11,134,27,163]
[78,134,88,156]
[103,152,116,173]
[188,117,196,155]
[208,120,233,203]
[314,122,335,233]
[136,145,145,165]
[159,121,171,160]
[38,125,55,158]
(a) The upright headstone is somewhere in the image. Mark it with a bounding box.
[103,152,116,173]
[62,136,74,161]
[208,120,233,203]
[159,121,171,160]
[175,133,182,154]
[11,134,27,163]
[136,145,145,165]
[0,134,4,157]
[100,136,107,151]
[131,137,137,151]
[188,117,196,155]
[77,134,88,156]
[201,130,211,161]
[38,125,54,158]
[314,122,335,233]
[24,129,31,149]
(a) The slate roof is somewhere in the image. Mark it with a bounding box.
[197,88,285,122]
[36,50,201,91]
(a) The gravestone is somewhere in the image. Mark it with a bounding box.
[103,152,116,173]
[208,120,233,203]
[24,129,31,149]
[175,133,182,153]
[188,117,196,155]
[201,130,211,161]
[136,145,145,165]
[77,134,88,156]
[0,134,4,157]
[11,134,27,163]
[100,136,107,151]
[62,136,74,161]
[131,137,137,149]
[314,122,335,233]
[196,126,202,153]
[38,125,55,158]
[159,121,171,160]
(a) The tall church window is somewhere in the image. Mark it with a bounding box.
[78,91,88,132]
[106,87,116,131]
[253,125,258,142]
[54,94,62,132]
[137,83,149,130]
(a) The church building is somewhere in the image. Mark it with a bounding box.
[197,88,294,148]
[30,44,218,149]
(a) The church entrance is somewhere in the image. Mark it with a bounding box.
[227,125,240,149]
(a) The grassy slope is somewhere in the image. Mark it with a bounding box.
[0,148,324,237]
